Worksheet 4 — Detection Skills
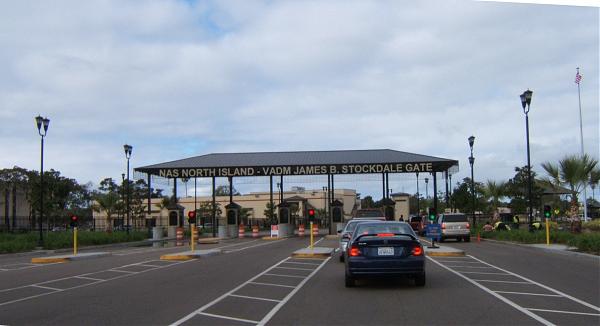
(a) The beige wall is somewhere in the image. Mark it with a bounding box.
[93,188,359,229]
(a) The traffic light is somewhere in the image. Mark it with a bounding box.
[187,211,197,224]
[70,215,79,228]
[428,208,436,221]
[308,209,315,222]
[543,205,551,218]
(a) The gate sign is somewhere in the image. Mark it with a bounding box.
[426,223,441,241]
[270,225,279,237]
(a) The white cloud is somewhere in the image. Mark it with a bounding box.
[0,0,597,197]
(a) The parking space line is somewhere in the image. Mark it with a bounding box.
[428,257,554,325]
[197,312,258,324]
[108,269,137,274]
[525,308,600,317]
[471,280,531,284]
[136,264,161,268]
[495,291,563,297]
[30,284,61,291]
[228,294,281,303]
[74,276,104,281]
[263,273,305,279]
[248,282,296,288]
[444,265,496,269]
[280,261,321,266]
[469,255,600,313]
[273,266,314,271]
[460,271,511,275]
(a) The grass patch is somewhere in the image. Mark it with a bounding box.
[478,228,600,254]
[0,231,148,253]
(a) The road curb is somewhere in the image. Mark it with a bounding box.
[198,237,220,244]
[30,252,111,264]
[426,251,465,257]
[480,238,598,258]
[291,247,334,258]
[160,249,221,261]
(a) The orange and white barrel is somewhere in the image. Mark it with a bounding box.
[252,226,259,238]
[298,224,305,237]
[238,224,245,238]
[176,227,184,246]
[312,224,319,236]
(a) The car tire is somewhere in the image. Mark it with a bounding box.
[457,237,462,242]
[415,273,426,287]
[345,273,355,287]
[465,236,471,242]
[339,254,345,263]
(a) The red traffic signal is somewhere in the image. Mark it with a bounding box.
[187,211,197,224]
[70,215,78,227]
[308,209,315,216]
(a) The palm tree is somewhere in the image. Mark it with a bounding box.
[589,168,600,201]
[483,180,506,213]
[92,191,119,231]
[541,154,598,218]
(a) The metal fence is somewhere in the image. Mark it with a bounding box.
[0,215,151,233]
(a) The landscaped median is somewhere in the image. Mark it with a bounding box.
[0,230,148,254]
[477,221,600,255]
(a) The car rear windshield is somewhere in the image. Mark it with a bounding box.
[442,215,468,222]
[355,223,414,236]
[356,210,384,218]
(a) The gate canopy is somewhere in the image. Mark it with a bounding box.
[135,149,459,178]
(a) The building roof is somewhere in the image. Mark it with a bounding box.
[135,149,459,178]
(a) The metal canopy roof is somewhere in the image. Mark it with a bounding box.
[135,149,459,178]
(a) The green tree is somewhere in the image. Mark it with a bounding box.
[215,185,240,196]
[505,166,544,215]
[92,178,120,231]
[450,178,486,214]
[263,202,277,226]
[588,167,600,201]
[483,180,507,213]
[361,196,376,208]
[541,154,598,218]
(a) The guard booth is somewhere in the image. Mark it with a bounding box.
[381,198,396,221]
[331,199,344,232]
[167,203,185,239]
[221,202,241,238]
[278,201,293,237]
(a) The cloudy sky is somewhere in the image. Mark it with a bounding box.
[1,0,598,198]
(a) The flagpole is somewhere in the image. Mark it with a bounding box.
[576,67,588,222]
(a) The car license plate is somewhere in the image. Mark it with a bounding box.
[377,247,394,256]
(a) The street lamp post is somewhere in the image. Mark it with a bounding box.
[121,173,125,228]
[468,135,476,228]
[123,144,132,235]
[416,172,420,215]
[520,90,533,224]
[35,116,49,247]
[424,177,429,199]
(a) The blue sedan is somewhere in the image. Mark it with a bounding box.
[344,221,426,287]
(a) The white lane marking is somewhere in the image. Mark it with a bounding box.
[196,312,258,324]
[495,291,563,297]
[0,268,8,271]
[273,266,313,271]
[0,259,191,307]
[281,261,321,266]
[108,269,136,274]
[471,280,532,284]
[136,264,161,268]
[428,257,555,326]
[460,271,511,275]
[0,262,62,271]
[226,239,287,253]
[248,282,296,289]
[170,257,293,326]
[468,255,600,313]
[30,285,61,291]
[263,273,305,279]
[74,276,104,281]
[444,265,496,269]
[436,260,481,264]
[228,294,281,303]
[525,308,600,317]
[257,257,331,326]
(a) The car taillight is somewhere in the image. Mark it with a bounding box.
[441,223,446,229]
[412,245,423,256]
[350,245,361,257]
[466,222,470,229]
[376,233,394,237]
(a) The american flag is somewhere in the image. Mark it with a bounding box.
[575,70,582,84]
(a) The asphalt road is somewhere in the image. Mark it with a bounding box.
[0,236,598,325]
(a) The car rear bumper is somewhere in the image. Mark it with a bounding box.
[346,257,425,276]
[441,230,469,237]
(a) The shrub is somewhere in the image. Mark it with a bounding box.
[567,233,600,254]
[582,219,600,232]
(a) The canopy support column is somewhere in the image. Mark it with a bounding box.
[433,172,438,217]
[212,177,216,238]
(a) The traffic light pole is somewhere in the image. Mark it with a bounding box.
[73,227,78,255]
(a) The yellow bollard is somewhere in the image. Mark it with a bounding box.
[191,223,195,251]
[310,221,314,249]
[73,227,78,255]
[545,218,550,245]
